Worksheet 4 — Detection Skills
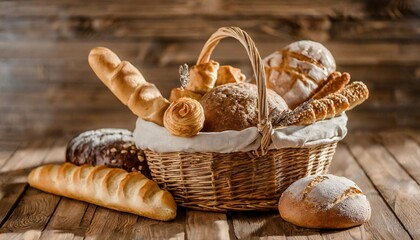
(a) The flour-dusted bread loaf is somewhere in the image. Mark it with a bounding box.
[279,174,371,229]
[263,40,336,109]
[66,128,150,178]
[200,82,289,132]
[28,163,177,221]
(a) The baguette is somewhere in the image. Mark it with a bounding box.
[89,47,170,126]
[275,81,368,127]
[28,163,177,221]
[312,72,350,100]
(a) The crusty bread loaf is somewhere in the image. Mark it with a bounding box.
[200,82,289,132]
[66,128,150,178]
[88,47,170,126]
[263,40,336,109]
[279,174,371,229]
[28,163,177,221]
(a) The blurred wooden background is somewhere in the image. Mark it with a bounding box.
[1,0,419,143]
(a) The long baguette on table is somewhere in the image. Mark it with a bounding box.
[28,163,177,221]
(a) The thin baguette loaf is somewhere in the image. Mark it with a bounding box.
[89,47,170,126]
[28,163,177,221]
[312,72,350,100]
[275,81,368,127]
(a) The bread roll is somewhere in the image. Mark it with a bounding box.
[215,65,246,86]
[279,174,371,229]
[200,82,289,132]
[88,47,170,126]
[163,97,205,137]
[263,40,336,109]
[66,128,150,178]
[28,163,177,221]
[185,60,219,94]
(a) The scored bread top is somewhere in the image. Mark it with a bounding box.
[286,174,365,210]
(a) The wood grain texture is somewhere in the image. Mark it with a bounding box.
[231,211,322,240]
[329,144,411,240]
[379,131,420,185]
[0,0,419,142]
[84,207,138,240]
[344,133,420,239]
[131,207,186,240]
[186,210,231,240]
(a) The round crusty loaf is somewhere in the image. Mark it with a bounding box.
[199,82,289,132]
[279,174,371,229]
[263,40,336,109]
[66,128,150,178]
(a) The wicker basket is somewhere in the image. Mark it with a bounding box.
[143,27,339,212]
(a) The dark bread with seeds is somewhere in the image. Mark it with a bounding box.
[279,174,371,229]
[66,128,150,178]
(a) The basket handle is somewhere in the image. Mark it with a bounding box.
[196,27,272,155]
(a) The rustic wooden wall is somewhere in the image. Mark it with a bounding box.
[1,0,419,142]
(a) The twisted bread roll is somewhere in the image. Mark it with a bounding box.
[215,65,246,86]
[275,81,368,127]
[89,47,170,126]
[163,98,205,137]
[28,163,177,221]
[185,60,220,94]
[279,174,371,229]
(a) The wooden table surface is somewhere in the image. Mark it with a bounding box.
[0,130,419,240]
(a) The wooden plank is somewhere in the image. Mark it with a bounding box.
[0,139,56,173]
[40,199,91,240]
[0,188,60,234]
[0,0,368,18]
[186,210,231,240]
[379,131,420,185]
[130,207,186,240]
[84,207,138,239]
[2,16,419,42]
[155,41,420,66]
[406,130,420,145]
[231,211,321,240]
[328,144,411,239]
[0,137,69,239]
[344,133,420,239]
[1,41,420,65]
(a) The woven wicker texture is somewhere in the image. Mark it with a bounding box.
[145,27,339,211]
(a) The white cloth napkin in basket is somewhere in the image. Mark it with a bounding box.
[133,114,347,153]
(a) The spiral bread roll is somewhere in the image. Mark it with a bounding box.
[279,174,371,229]
[89,47,170,126]
[28,163,177,221]
[164,98,205,137]
[263,40,336,109]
